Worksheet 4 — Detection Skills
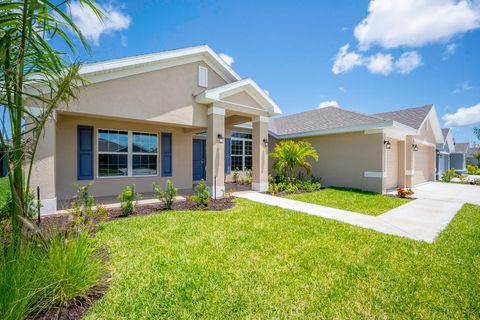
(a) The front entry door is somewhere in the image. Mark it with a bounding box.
[193,139,206,181]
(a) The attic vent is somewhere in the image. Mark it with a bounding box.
[198,66,208,88]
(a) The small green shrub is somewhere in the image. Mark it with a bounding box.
[441,169,456,182]
[245,169,253,184]
[118,185,142,216]
[153,180,177,210]
[193,181,210,207]
[70,183,109,229]
[233,170,239,183]
[467,164,480,175]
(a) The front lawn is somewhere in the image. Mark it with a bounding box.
[86,199,480,319]
[0,176,10,212]
[284,187,409,215]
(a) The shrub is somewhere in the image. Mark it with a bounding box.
[245,169,253,184]
[0,231,105,320]
[397,187,414,199]
[193,181,210,207]
[441,169,456,182]
[467,164,480,175]
[233,170,239,183]
[456,174,468,183]
[153,180,177,210]
[118,185,142,216]
[269,140,319,179]
[70,183,109,229]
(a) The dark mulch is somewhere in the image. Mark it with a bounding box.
[106,197,235,220]
[31,285,107,320]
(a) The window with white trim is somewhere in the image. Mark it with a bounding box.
[230,132,252,171]
[97,129,158,177]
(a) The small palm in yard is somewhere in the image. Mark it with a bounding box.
[269,140,318,179]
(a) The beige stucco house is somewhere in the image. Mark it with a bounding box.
[29,46,282,214]
[29,45,445,214]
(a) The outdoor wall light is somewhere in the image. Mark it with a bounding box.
[412,144,419,151]
[263,138,268,147]
[384,140,391,150]
[217,133,224,143]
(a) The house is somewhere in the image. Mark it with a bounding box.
[27,45,282,214]
[450,142,469,173]
[436,128,455,179]
[267,104,443,194]
[467,145,479,166]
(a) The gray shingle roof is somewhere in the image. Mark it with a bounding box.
[372,105,433,129]
[269,106,387,136]
[441,128,451,139]
[454,142,469,153]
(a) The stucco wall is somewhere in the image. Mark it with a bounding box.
[269,132,385,193]
[55,114,194,201]
[413,145,435,184]
[56,61,228,128]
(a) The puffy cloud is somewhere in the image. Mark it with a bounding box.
[443,103,480,126]
[395,51,423,74]
[452,81,473,94]
[366,52,394,75]
[69,1,131,45]
[338,87,346,93]
[354,0,480,50]
[318,100,340,109]
[332,45,422,75]
[218,53,234,66]
[332,44,363,74]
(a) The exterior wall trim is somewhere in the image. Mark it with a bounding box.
[207,107,226,116]
[405,170,415,176]
[364,171,386,178]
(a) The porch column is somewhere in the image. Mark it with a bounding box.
[405,135,414,188]
[30,116,57,214]
[252,116,269,192]
[398,140,406,187]
[206,106,225,198]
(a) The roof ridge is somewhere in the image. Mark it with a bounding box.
[272,106,386,123]
[373,104,433,116]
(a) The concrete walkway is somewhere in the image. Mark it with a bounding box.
[234,182,478,243]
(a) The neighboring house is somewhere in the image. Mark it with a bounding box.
[267,104,443,194]
[450,142,469,173]
[467,146,479,165]
[28,45,282,214]
[436,128,455,179]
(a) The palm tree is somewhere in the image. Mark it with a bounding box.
[0,0,103,237]
[269,140,319,179]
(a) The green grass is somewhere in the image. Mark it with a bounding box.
[0,177,10,211]
[86,200,480,319]
[284,187,409,215]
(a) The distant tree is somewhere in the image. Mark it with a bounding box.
[269,140,319,179]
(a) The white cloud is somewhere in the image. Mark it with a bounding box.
[452,81,473,94]
[69,1,131,45]
[354,0,480,50]
[443,103,480,126]
[318,100,340,109]
[264,89,270,96]
[332,44,363,74]
[338,87,346,93]
[366,52,394,75]
[332,45,422,75]
[120,35,128,47]
[443,43,458,60]
[218,53,234,66]
[395,51,423,74]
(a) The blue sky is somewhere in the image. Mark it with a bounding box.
[5,0,480,143]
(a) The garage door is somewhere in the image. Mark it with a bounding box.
[386,140,398,190]
[414,145,435,185]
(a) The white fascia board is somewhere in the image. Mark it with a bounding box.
[445,131,455,152]
[196,78,282,116]
[419,106,444,144]
[269,121,395,140]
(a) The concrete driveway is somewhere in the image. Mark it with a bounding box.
[411,182,480,205]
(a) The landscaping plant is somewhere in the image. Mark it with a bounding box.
[0,0,103,239]
[467,164,480,175]
[70,183,109,229]
[396,187,414,199]
[153,180,177,210]
[269,140,318,179]
[193,181,210,207]
[233,170,239,183]
[118,186,142,216]
[441,168,456,182]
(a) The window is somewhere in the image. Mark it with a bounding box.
[97,129,158,178]
[198,66,208,87]
[230,132,252,171]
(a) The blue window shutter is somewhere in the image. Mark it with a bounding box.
[225,138,231,173]
[77,126,93,180]
[162,133,172,176]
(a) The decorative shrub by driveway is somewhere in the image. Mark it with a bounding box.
[84,199,480,319]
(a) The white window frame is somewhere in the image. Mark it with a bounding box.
[231,132,252,172]
[96,128,159,179]
[198,66,208,88]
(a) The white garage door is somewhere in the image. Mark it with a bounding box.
[414,145,435,185]
[386,141,399,190]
